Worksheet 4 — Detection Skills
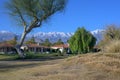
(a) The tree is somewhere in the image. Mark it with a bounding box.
[68,27,96,54]
[104,25,120,41]
[25,36,36,44]
[54,39,64,45]
[43,39,51,47]
[6,36,17,45]
[5,0,67,58]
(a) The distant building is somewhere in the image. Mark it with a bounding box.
[0,43,50,54]
[27,44,50,53]
[0,43,16,54]
[51,44,69,53]
[0,42,71,54]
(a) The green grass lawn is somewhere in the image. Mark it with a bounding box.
[0,52,68,61]
[0,54,19,60]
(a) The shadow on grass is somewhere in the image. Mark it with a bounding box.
[0,56,67,72]
[0,53,69,61]
[0,53,69,72]
[23,56,67,61]
[0,62,41,72]
[0,55,68,61]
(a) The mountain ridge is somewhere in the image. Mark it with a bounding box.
[0,29,104,43]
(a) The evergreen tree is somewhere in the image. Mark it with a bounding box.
[25,37,36,44]
[6,36,17,45]
[54,39,64,45]
[43,39,51,47]
[68,27,96,54]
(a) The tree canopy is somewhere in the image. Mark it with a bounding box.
[53,39,64,45]
[68,27,96,54]
[5,0,67,58]
[42,39,52,47]
[25,37,36,44]
[6,36,17,45]
[5,0,67,46]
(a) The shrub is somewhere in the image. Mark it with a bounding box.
[98,25,120,51]
[104,40,120,53]
[104,25,120,40]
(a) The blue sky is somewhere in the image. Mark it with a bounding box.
[0,0,120,34]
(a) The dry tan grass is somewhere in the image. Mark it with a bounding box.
[0,53,120,80]
[104,40,120,53]
[65,53,120,76]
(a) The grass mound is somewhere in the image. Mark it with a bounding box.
[64,53,120,75]
[0,53,120,80]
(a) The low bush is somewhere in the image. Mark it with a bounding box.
[104,40,120,53]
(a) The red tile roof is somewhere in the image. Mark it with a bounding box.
[27,44,49,48]
[0,43,14,47]
[51,44,69,48]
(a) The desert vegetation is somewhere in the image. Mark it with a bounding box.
[0,0,120,80]
[98,25,120,53]
[5,0,67,58]
[68,27,96,54]
[0,25,120,80]
[0,52,120,80]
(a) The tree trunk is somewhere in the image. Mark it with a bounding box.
[20,32,27,47]
[15,32,27,58]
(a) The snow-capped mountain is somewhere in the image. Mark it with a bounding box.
[91,29,104,43]
[0,29,104,43]
[0,31,15,42]
[33,32,74,43]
